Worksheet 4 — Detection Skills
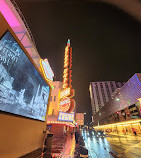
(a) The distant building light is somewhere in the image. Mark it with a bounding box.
[116,98,120,101]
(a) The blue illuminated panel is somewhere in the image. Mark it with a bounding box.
[0,31,50,121]
[58,112,74,122]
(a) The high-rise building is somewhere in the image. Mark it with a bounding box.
[89,81,125,116]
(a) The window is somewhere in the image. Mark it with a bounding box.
[100,83,106,103]
[50,96,52,101]
[110,82,115,92]
[95,84,101,105]
[54,96,56,101]
[105,83,111,99]
[116,83,119,88]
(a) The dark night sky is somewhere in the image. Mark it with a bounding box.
[16,0,141,123]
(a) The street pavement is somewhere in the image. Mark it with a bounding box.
[81,130,141,158]
[51,134,78,158]
[47,130,141,158]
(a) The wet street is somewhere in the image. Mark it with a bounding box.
[81,130,141,158]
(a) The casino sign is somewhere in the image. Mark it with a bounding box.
[58,40,76,122]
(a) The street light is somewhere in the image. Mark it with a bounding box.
[116,98,120,101]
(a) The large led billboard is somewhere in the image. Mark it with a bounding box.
[0,31,50,121]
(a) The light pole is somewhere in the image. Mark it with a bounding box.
[84,113,86,126]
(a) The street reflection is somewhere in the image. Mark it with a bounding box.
[81,129,115,158]
[81,129,141,158]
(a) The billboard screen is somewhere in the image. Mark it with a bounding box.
[0,31,50,121]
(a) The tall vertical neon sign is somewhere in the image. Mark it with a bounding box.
[59,39,75,113]
[63,39,72,89]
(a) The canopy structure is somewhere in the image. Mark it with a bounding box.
[0,0,41,68]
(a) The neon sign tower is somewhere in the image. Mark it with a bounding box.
[58,40,75,121]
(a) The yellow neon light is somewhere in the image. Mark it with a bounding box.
[137,98,141,104]
[94,119,141,128]
[132,123,140,125]
[40,59,52,82]
[47,121,75,127]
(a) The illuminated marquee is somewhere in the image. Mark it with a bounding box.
[60,88,75,99]
[58,112,74,122]
[40,59,54,82]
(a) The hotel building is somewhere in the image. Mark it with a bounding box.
[93,74,141,135]
[89,81,125,116]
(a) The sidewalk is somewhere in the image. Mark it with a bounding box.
[51,134,78,158]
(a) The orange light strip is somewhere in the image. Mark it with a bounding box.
[47,121,75,127]
[94,119,141,129]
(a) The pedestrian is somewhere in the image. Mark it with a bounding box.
[75,128,80,145]
[122,129,125,135]
[71,131,73,137]
[132,128,137,136]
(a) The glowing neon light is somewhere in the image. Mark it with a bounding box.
[47,121,75,127]
[0,0,20,27]
[64,46,69,68]
[59,97,70,112]
[58,112,74,122]
[137,98,141,105]
[60,87,71,99]
[63,40,72,89]
[94,119,141,128]
[40,59,54,82]
[60,88,75,99]
[69,99,76,113]
[70,89,75,98]
[61,39,75,115]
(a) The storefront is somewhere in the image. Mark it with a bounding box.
[95,119,141,135]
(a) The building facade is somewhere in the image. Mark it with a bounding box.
[93,74,141,134]
[0,9,52,158]
[47,81,74,135]
[89,81,125,116]
[47,81,63,116]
